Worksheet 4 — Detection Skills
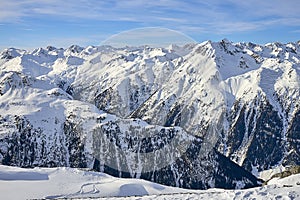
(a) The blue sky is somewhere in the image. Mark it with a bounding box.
[0,0,299,49]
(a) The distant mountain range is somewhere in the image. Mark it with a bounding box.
[0,39,299,189]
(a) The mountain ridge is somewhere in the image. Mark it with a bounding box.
[0,39,299,189]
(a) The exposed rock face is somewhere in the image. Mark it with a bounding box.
[0,113,260,189]
[0,116,68,167]
[225,98,286,172]
[91,119,259,189]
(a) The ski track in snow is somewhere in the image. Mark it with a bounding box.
[0,165,300,200]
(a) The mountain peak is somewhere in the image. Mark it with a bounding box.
[0,40,299,190]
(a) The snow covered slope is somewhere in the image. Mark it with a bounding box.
[0,89,259,189]
[0,40,299,189]
[0,165,299,200]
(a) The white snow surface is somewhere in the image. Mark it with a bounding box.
[258,165,286,181]
[0,165,299,200]
[1,41,299,130]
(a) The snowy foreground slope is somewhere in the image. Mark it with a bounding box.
[0,165,299,200]
[0,40,299,190]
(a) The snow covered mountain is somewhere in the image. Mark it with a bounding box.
[0,39,299,190]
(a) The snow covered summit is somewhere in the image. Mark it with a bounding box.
[0,39,299,190]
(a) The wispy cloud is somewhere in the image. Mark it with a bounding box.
[227,0,299,18]
[1,0,299,32]
[156,17,187,23]
[0,0,299,49]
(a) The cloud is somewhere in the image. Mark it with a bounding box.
[227,0,299,18]
[0,0,299,39]
[156,17,187,23]
[0,1,24,21]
